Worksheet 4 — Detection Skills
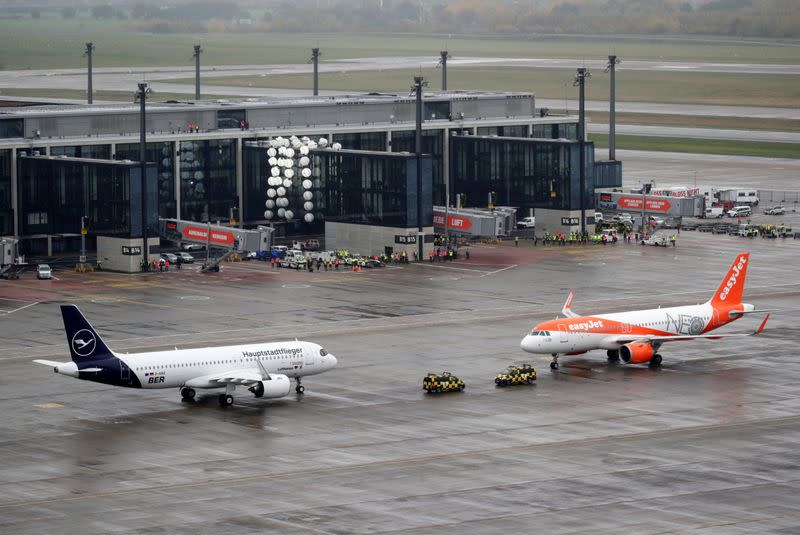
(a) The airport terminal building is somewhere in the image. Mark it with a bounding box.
[0,91,621,256]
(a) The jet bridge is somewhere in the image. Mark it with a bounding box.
[159,219,273,272]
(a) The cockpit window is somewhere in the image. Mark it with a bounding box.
[319,348,328,356]
[530,330,540,336]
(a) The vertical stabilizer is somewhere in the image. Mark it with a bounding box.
[710,253,750,306]
[61,305,114,363]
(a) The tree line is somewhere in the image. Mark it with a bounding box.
[50,0,800,38]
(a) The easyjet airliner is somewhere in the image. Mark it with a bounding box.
[521,253,769,369]
[34,305,337,406]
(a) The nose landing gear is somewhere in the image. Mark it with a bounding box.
[550,354,559,370]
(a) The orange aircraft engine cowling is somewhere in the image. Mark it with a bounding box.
[619,342,655,364]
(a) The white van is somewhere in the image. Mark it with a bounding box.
[704,206,724,218]
[727,205,752,218]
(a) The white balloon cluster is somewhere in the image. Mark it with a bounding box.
[263,135,337,223]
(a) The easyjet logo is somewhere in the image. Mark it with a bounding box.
[719,256,747,301]
[568,320,603,331]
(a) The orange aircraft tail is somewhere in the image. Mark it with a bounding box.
[710,253,750,306]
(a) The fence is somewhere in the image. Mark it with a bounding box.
[758,190,800,205]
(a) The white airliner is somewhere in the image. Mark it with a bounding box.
[521,253,769,369]
[34,305,337,406]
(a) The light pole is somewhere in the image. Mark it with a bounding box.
[310,48,321,96]
[413,75,426,262]
[193,44,202,101]
[84,42,95,104]
[136,82,150,267]
[573,67,591,236]
[605,55,621,161]
[438,50,449,91]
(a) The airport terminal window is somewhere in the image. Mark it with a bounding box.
[217,109,246,130]
[391,129,444,205]
[450,135,594,212]
[333,131,386,152]
[0,149,11,235]
[180,139,236,222]
[51,144,110,159]
[116,142,175,219]
[0,119,23,139]
[424,101,450,120]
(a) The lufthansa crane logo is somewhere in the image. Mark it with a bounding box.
[71,329,96,357]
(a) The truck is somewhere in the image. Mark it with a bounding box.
[718,189,759,206]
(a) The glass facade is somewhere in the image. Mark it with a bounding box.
[450,135,594,212]
[218,109,246,129]
[0,149,12,235]
[115,142,176,218]
[532,123,578,140]
[243,144,432,236]
[390,129,444,205]
[50,144,110,159]
[477,125,529,137]
[332,131,386,152]
[0,119,23,139]
[17,156,157,249]
[179,139,236,222]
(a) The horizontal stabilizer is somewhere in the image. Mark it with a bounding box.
[33,359,67,367]
[728,309,777,318]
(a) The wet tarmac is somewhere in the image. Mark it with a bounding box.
[1,232,799,534]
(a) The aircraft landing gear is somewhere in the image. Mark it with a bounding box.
[607,349,620,362]
[649,354,663,368]
[550,354,559,370]
[295,377,305,394]
[180,387,196,401]
[218,394,234,406]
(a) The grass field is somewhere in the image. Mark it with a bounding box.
[589,133,800,158]
[190,67,800,108]
[0,88,230,103]
[1,16,799,70]
[587,112,800,133]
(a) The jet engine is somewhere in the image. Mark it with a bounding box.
[249,374,291,398]
[619,342,655,364]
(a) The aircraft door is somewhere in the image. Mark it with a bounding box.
[557,324,569,344]
[304,346,317,368]
[119,360,131,384]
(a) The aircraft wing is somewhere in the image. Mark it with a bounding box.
[185,368,263,388]
[609,314,770,345]
[561,290,579,318]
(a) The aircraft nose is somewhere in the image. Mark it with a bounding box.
[520,335,536,353]
[327,354,337,368]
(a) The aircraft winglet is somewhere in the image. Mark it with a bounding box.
[755,313,770,335]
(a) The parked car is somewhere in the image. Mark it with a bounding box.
[612,213,633,223]
[182,243,206,252]
[648,215,665,226]
[36,264,52,279]
[594,211,603,222]
[727,205,752,218]
[764,205,785,215]
[160,252,179,264]
[176,252,194,263]
[517,216,536,229]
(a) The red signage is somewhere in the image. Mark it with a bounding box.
[181,225,235,246]
[617,196,672,212]
[433,213,473,231]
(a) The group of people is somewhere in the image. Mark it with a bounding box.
[428,248,465,262]
[139,257,180,272]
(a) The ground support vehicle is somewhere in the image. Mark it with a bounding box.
[423,372,465,393]
[495,364,537,386]
[641,233,669,246]
[36,264,52,279]
[734,224,758,238]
